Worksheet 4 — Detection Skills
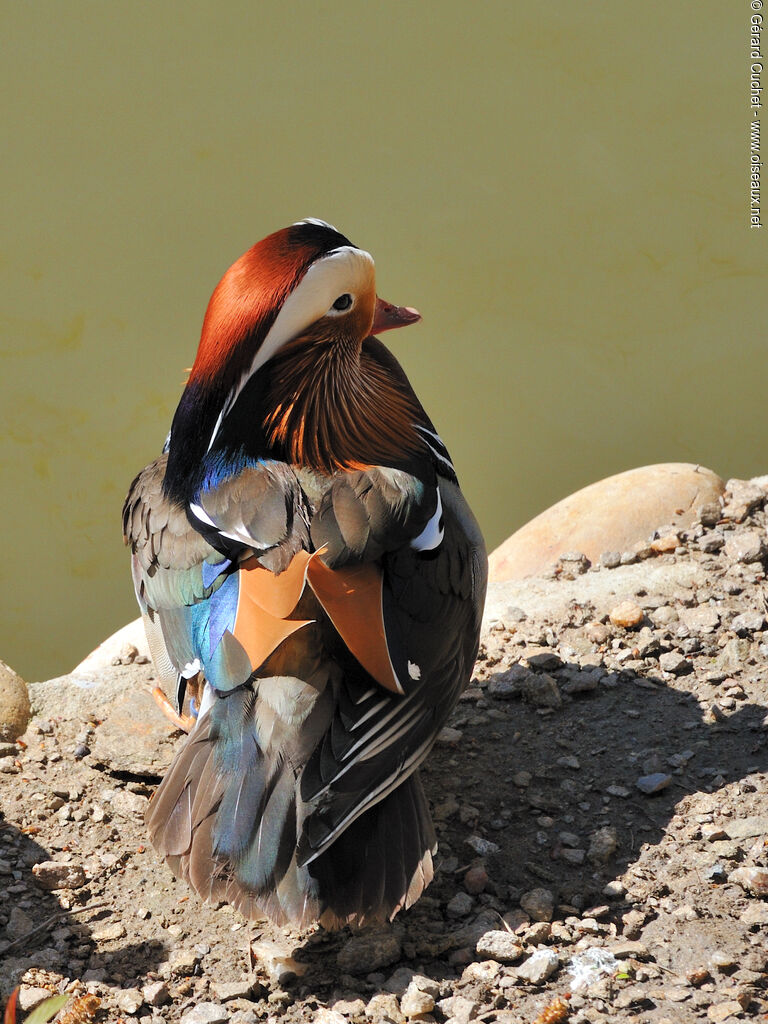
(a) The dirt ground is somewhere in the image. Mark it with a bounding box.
[2,478,768,1023]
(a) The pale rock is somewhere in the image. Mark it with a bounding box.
[658,651,691,675]
[729,866,768,897]
[609,602,644,629]
[707,1000,747,1022]
[32,861,86,889]
[115,988,144,1014]
[366,992,404,1022]
[142,981,171,1007]
[724,530,765,564]
[680,606,721,634]
[400,985,435,1018]
[514,948,560,984]
[92,921,127,942]
[315,1010,348,1024]
[437,995,478,1023]
[488,464,724,581]
[17,987,56,1013]
[636,773,672,795]
[0,659,30,741]
[180,1003,229,1024]
[475,930,524,962]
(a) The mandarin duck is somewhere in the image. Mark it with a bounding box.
[123,219,487,928]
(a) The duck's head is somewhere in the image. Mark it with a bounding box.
[164,219,423,498]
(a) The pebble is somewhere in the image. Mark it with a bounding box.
[365,993,403,1022]
[446,892,474,918]
[92,921,127,942]
[180,1003,229,1024]
[437,994,478,1023]
[337,928,402,974]
[436,727,463,745]
[587,826,618,863]
[16,988,55,1013]
[729,866,768,896]
[707,1000,746,1022]
[31,861,86,890]
[622,909,648,939]
[699,533,725,553]
[520,888,555,922]
[636,773,672,795]
[475,930,524,962]
[680,605,721,633]
[142,981,171,1007]
[600,551,621,569]
[731,609,765,635]
[523,673,561,708]
[0,756,19,773]
[658,651,691,675]
[724,530,765,563]
[514,948,560,984]
[465,835,500,856]
[169,948,200,975]
[115,988,144,1014]
[610,941,651,960]
[609,602,644,629]
[400,985,435,1017]
[742,902,768,926]
[463,865,488,894]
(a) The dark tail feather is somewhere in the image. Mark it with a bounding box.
[309,769,436,929]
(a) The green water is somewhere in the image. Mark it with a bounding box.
[2,3,766,682]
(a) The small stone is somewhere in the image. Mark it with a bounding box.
[523,673,561,708]
[446,891,474,918]
[92,921,127,942]
[561,848,586,865]
[461,961,501,984]
[338,927,402,974]
[6,906,35,940]
[365,993,404,1022]
[314,1010,348,1024]
[724,478,765,519]
[588,826,618,864]
[729,866,768,897]
[636,773,672,795]
[680,606,721,634]
[436,726,463,746]
[465,835,500,856]
[731,610,765,635]
[658,651,691,675]
[603,880,626,898]
[142,982,171,1007]
[32,861,86,889]
[742,903,768,926]
[475,930,524,963]
[585,621,611,644]
[600,552,621,569]
[520,888,555,922]
[724,530,765,563]
[651,605,678,626]
[438,995,478,1023]
[650,534,679,553]
[180,1003,229,1024]
[170,948,200,975]
[707,1000,747,1023]
[109,789,149,818]
[622,909,647,940]
[512,770,532,788]
[116,988,144,1014]
[400,985,435,1017]
[610,941,651,960]
[0,756,19,773]
[699,533,725,553]
[464,865,488,894]
[705,862,729,882]
[524,648,562,671]
[609,602,644,629]
[606,784,631,798]
[514,948,560,984]
[699,501,722,527]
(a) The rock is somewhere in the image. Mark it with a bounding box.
[16,988,55,1013]
[0,659,30,741]
[729,866,768,897]
[680,606,721,633]
[487,667,526,699]
[465,835,500,856]
[650,534,679,553]
[6,906,35,940]
[520,888,555,922]
[523,673,561,708]
[588,826,618,864]
[514,948,560,984]
[585,621,611,644]
[437,995,478,1023]
[622,909,647,939]
[180,1003,229,1024]
[720,815,768,840]
[699,533,725,553]
[315,1011,348,1024]
[115,988,144,1014]
[31,861,86,889]
[106,788,149,819]
[142,981,171,1007]
[365,993,404,1022]
[636,773,672,795]
[169,948,200,976]
[488,464,724,581]
[475,930,524,963]
[601,551,621,569]
[609,602,644,629]
[731,610,765,635]
[250,939,305,985]
[658,651,692,675]
[92,921,127,942]
[610,941,651,960]
[464,865,488,894]
[742,903,768,926]
[724,530,766,564]
[90,691,179,777]
[707,1000,746,1022]
[446,892,474,918]
[74,617,150,673]
[400,985,435,1017]
[436,726,463,745]
[723,478,766,521]
[337,927,402,974]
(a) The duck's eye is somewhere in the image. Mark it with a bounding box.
[332,293,353,311]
